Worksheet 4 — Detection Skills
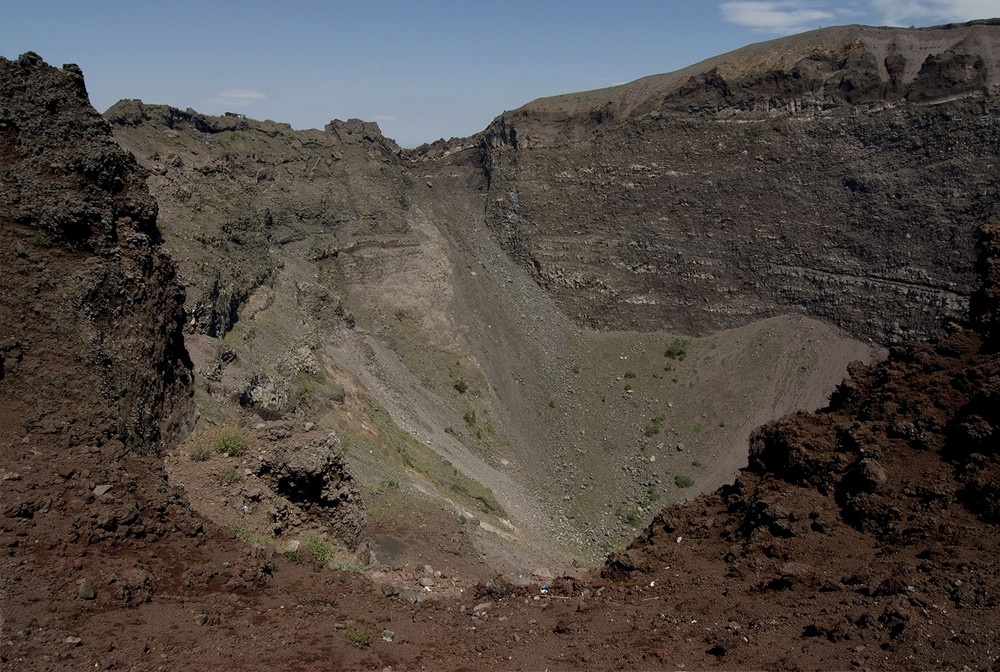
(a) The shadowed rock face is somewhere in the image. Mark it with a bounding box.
[257,428,370,559]
[477,21,1000,345]
[0,54,204,647]
[0,52,193,453]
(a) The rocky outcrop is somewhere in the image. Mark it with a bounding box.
[970,221,1000,345]
[256,426,370,559]
[479,21,1000,345]
[0,53,193,453]
[0,53,199,649]
[106,100,408,338]
[659,22,999,113]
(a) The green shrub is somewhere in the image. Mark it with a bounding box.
[189,445,211,462]
[230,524,269,545]
[624,370,636,379]
[214,432,247,457]
[675,474,694,488]
[329,558,364,572]
[463,410,477,426]
[32,232,52,248]
[644,423,661,437]
[217,466,240,486]
[345,627,370,648]
[453,378,468,394]
[665,338,690,361]
[305,536,332,564]
[648,486,661,502]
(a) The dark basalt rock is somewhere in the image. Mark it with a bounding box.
[0,53,194,453]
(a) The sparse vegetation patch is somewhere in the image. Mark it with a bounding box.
[214,431,248,457]
[305,535,333,564]
[217,466,240,486]
[675,474,695,488]
[345,627,370,648]
[189,444,211,461]
[665,338,690,361]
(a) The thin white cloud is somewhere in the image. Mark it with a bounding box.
[871,0,998,25]
[721,1,837,33]
[206,89,267,107]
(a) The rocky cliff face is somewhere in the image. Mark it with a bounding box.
[479,21,1000,345]
[0,53,193,453]
[0,53,203,660]
[105,100,407,339]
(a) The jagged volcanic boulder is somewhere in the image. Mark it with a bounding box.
[256,425,370,559]
[0,52,194,453]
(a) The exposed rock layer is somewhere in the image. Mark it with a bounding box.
[477,21,1000,344]
[105,100,406,338]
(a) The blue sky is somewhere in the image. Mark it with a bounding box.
[2,1,996,147]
